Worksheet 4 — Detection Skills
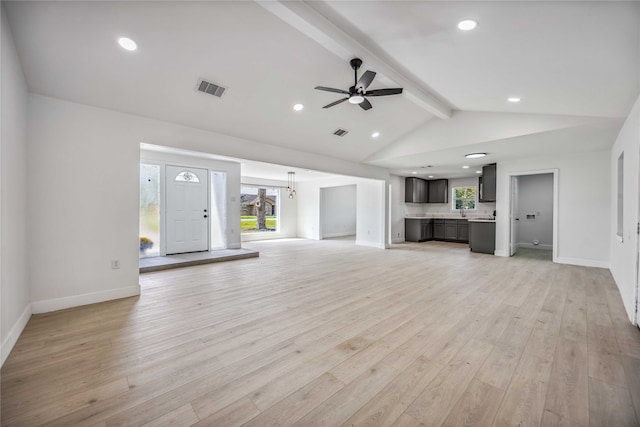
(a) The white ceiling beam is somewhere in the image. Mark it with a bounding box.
[257,0,452,119]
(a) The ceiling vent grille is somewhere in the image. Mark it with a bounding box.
[333,128,349,137]
[196,79,226,98]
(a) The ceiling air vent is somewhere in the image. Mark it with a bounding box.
[196,79,226,98]
[333,128,349,137]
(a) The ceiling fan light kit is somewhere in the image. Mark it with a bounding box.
[315,57,403,111]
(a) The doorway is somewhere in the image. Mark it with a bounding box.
[165,165,209,254]
[508,170,558,261]
[319,185,357,240]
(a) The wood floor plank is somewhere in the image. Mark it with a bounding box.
[2,241,639,427]
[440,378,504,427]
[543,337,589,426]
[243,373,344,427]
[493,352,554,427]
[342,355,443,427]
[588,377,638,427]
[406,338,493,426]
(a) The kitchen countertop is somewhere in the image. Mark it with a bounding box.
[406,216,495,222]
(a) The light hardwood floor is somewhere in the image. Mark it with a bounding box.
[2,239,639,426]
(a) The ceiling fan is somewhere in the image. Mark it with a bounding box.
[315,58,403,110]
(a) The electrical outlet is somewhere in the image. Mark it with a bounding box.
[111,260,120,269]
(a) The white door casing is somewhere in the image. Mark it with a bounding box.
[166,165,208,254]
[510,176,518,256]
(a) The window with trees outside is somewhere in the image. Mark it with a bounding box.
[452,186,477,211]
[240,186,279,234]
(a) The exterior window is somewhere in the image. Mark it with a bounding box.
[452,186,477,211]
[174,171,200,182]
[240,186,279,234]
[140,163,160,258]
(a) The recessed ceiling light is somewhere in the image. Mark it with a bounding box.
[508,97,521,103]
[371,131,380,138]
[118,37,137,51]
[293,103,304,111]
[465,152,487,159]
[476,170,482,174]
[428,175,434,178]
[457,19,478,31]
[412,171,417,174]
[462,165,470,169]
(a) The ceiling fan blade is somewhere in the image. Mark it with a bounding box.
[315,86,350,95]
[359,98,373,111]
[356,70,376,91]
[323,98,349,108]
[365,88,403,97]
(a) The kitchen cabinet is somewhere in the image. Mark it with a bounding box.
[458,221,469,242]
[469,221,495,254]
[405,218,432,242]
[405,177,427,203]
[433,219,445,240]
[479,163,496,202]
[427,179,448,203]
[445,220,458,240]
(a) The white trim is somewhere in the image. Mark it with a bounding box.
[516,242,553,250]
[494,249,509,257]
[391,237,405,244]
[1,303,32,366]
[356,240,386,249]
[556,257,609,269]
[611,266,637,324]
[322,232,357,239]
[31,285,140,314]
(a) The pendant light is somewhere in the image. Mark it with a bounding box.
[287,172,296,199]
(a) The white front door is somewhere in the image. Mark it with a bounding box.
[166,165,208,254]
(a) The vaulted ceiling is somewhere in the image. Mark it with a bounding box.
[5,1,639,180]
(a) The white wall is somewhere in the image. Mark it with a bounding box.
[320,185,356,238]
[1,6,31,365]
[26,94,390,314]
[610,95,640,324]
[516,174,554,249]
[495,150,611,268]
[140,148,242,249]
[297,176,386,249]
[241,177,297,242]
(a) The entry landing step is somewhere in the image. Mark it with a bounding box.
[140,248,259,273]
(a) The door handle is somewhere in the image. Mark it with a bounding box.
[204,215,208,218]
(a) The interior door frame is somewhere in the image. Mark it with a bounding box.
[506,169,559,262]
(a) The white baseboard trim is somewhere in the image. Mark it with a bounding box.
[355,240,386,249]
[1,303,32,367]
[555,257,609,269]
[391,237,405,244]
[609,267,637,325]
[517,242,553,250]
[31,285,141,314]
[322,232,356,239]
[494,250,509,257]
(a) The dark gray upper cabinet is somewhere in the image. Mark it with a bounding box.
[405,177,428,203]
[479,163,496,202]
[427,179,448,203]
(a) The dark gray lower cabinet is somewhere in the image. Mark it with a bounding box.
[445,221,458,240]
[405,218,432,242]
[458,221,469,242]
[469,221,496,254]
[433,219,445,240]
[406,218,468,243]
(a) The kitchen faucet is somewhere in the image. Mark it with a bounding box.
[460,207,466,217]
